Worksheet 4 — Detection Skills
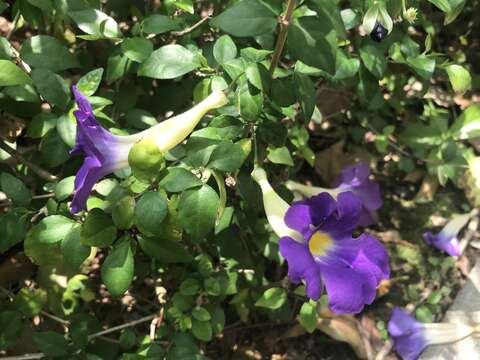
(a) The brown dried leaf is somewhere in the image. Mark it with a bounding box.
[317,314,371,360]
[414,174,439,202]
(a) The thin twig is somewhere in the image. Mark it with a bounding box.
[269,0,297,76]
[6,11,20,40]
[0,353,45,360]
[0,140,58,182]
[146,16,211,39]
[88,314,158,340]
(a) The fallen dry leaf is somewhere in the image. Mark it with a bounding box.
[414,174,439,202]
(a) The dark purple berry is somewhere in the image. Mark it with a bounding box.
[370,22,388,42]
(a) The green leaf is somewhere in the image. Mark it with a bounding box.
[20,35,78,72]
[294,71,315,121]
[210,0,277,37]
[137,236,193,263]
[135,192,168,236]
[446,64,471,93]
[57,113,76,147]
[178,185,219,240]
[359,43,387,79]
[13,288,46,317]
[245,62,269,91]
[142,14,179,34]
[450,104,480,140]
[62,225,91,270]
[191,319,212,341]
[287,16,337,74]
[207,142,245,172]
[121,37,153,63]
[76,68,104,96]
[298,301,317,333]
[101,236,135,297]
[69,9,122,39]
[255,287,287,310]
[106,50,132,84]
[160,167,202,193]
[237,82,263,121]
[240,47,272,62]
[112,196,135,230]
[267,146,294,166]
[31,68,70,109]
[406,55,436,79]
[192,307,211,321]
[55,176,75,201]
[26,113,56,138]
[213,35,237,64]
[0,60,32,86]
[29,215,75,244]
[81,208,117,247]
[428,0,451,12]
[0,172,31,206]
[40,131,70,167]
[0,211,28,254]
[33,331,69,357]
[334,50,360,80]
[139,44,200,79]
[178,279,199,297]
[27,0,53,12]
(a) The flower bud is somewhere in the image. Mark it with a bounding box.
[363,2,393,42]
[128,137,165,182]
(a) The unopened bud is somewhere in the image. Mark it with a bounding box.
[128,137,165,182]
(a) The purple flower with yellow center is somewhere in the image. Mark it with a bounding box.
[423,212,473,257]
[70,86,228,214]
[286,163,382,226]
[388,307,474,360]
[252,167,389,314]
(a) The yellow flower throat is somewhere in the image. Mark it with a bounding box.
[308,232,333,257]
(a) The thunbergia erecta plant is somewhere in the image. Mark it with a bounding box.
[388,307,474,360]
[286,163,382,226]
[70,86,228,213]
[251,167,389,314]
[423,212,473,256]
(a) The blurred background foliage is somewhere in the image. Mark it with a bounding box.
[0,0,479,358]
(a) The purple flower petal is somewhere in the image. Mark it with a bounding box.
[279,236,322,300]
[70,86,126,213]
[335,163,382,227]
[319,191,362,237]
[423,231,461,257]
[318,233,389,313]
[319,259,377,314]
[388,308,427,360]
[284,200,313,235]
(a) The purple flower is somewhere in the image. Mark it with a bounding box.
[388,307,473,360]
[286,162,382,227]
[278,191,389,314]
[70,86,228,214]
[70,86,132,214]
[334,163,382,226]
[423,213,472,256]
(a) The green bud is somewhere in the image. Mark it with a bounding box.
[128,137,165,182]
[363,2,393,35]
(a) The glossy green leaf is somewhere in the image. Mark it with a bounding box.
[31,68,70,109]
[210,0,277,37]
[143,14,179,34]
[101,236,135,297]
[20,35,78,71]
[0,60,32,86]
[81,208,117,247]
[76,68,104,96]
[135,192,168,235]
[0,172,31,206]
[178,185,219,240]
[139,44,200,79]
[255,287,287,310]
[121,38,153,63]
